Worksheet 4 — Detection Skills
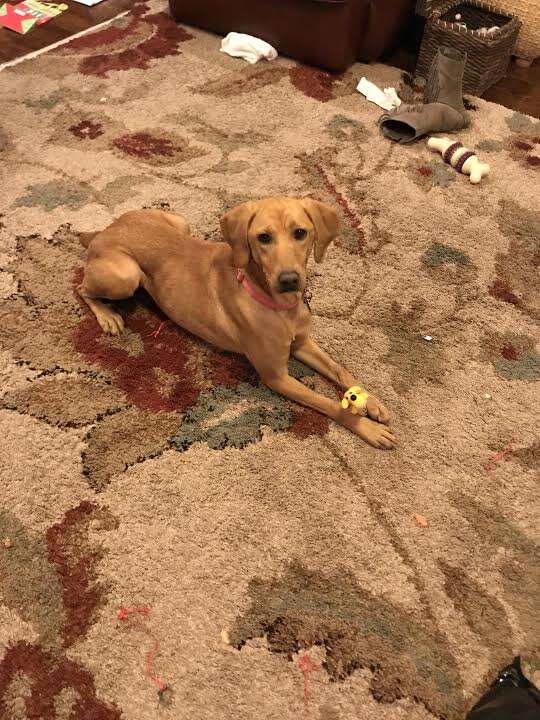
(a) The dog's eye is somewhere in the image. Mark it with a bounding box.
[257,232,272,244]
[350,394,357,401]
[294,228,307,240]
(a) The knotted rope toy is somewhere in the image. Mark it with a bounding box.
[427,136,490,184]
[341,386,369,415]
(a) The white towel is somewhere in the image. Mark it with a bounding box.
[220,32,278,65]
[356,77,401,111]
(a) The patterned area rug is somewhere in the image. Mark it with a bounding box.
[0,2,538,718]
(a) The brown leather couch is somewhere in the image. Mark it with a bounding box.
[169,0,415,72]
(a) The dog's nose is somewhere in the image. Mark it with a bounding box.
[278,271,300,293]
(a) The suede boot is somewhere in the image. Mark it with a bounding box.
[379,46,469,144]
[424,46,468,110]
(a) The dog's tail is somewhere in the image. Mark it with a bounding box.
[79,231,97,249]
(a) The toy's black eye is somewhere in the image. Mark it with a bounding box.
[257,232,271,244]
[350,394,357,401]
[294,228,307,240]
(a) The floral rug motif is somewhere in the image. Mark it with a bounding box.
[0,2,538,719]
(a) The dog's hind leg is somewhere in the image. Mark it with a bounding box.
[78,254,141,335]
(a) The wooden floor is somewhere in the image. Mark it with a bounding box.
[0,0,538,118]
[0,0,133,63]
[483,59,540,116]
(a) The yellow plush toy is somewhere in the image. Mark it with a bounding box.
[341,386,369,414]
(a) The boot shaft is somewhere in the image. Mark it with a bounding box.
[424,46,467,112]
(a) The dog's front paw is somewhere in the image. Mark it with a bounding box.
[353,417,396,449]
[366,394,391,425]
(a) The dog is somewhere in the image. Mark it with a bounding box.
[78,197,395,449]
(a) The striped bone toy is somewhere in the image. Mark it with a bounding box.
[427,137,490,184]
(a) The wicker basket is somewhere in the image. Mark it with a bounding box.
[416,0,442,15]
[416,0,521,96]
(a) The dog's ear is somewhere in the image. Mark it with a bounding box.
[300,198,339,263]
[220,201,257,268]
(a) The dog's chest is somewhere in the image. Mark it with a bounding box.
[278,306,311,345]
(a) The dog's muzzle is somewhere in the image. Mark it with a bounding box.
[277,271,300,293]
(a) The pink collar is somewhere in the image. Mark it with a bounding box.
[236,268,299,311]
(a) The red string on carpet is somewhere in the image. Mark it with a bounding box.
[117,606,167,694]
[148,320,167,339]
[485,438,514,472]
[298,653,319,701]
[118,606,150,621]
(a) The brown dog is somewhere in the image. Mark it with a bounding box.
[78,197,395,449]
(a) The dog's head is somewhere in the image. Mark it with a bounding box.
[220,197,339,300]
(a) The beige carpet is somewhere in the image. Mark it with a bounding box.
[0,2,539,718]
